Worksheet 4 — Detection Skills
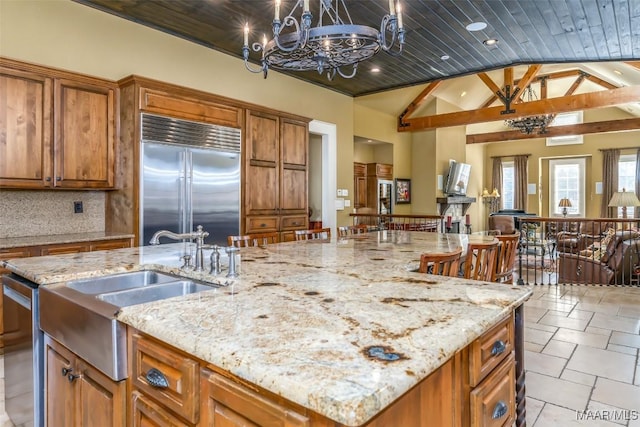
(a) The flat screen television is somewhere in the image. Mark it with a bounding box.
[444,161,471,196]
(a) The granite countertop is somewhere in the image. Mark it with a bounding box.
[2,231,531,426]
[0,231,135,250]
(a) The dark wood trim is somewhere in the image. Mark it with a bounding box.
[512,65,541,103]
[398,80,442,123]
[467,117,640,144]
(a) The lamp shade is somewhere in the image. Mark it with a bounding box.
[608,188,640,207]
[558,198,572,208]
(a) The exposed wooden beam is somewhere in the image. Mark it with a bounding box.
[504,67,514,90]
[399,85,640,132]
[513,65,541,102]
[466,117,640,144]
[565,73,586,96]
[625,61,640,71]
[398,80,442,124]
[477,72,503,96]
[585,74,617,90]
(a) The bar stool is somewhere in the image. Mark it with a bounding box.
[228,232,279,247]
[418,248,463,276]
[338,225,369,237]
[494,233,520,284]
[294,228,331,241]
[463,240,500,282]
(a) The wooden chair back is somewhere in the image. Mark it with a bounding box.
[228,232,280,247]
[494,233,520,284]
[338,225,369,237]
[463,240,500,282]
[418,248,463,277]
[294,228,331,241]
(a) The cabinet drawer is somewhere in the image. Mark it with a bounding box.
[246,216,279,233]
[280,216,307,230]
[469,314,513,387]
[202,370,309,427]
[40,243,89,255]
[376,163,393,178]
[130,332,199,424]
[470,354,515,427]
[89,238,132,251]
[131,391,188,427]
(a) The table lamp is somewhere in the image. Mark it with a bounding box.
[558,198,572,217]
[608,188,640,218]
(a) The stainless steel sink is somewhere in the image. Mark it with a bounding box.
[40,270,218,381]
[97,280,213,307]
[67,270,178,294]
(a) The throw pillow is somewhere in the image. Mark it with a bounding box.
[599,228,617,264]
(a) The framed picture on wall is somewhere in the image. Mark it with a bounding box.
[395,178,411,204]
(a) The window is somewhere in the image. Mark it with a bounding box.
[617,154,638,218]
[546,112,583,146]
[549,158,585,216]
[501,161,514,210]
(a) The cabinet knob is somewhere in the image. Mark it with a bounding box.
[61,367,72,377]
[46,177,52,182]
[490,340,506,356]
[67,373,80,383]
[56,176,61,181]
[260,223,266,227]
[145,368,169,388]
[492,401,508,419]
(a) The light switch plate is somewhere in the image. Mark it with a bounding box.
[344,199,351,207]
[337,189,344,196]
[342,189,349,197]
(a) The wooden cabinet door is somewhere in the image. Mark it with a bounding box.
[245,110,279,215]
[131,391,188,427]
[45,336,75,427]
[0,67,52,188]
[54,78,116,188]
[76,360,126,427]
[355,176,367,208]
[280,118,308,215]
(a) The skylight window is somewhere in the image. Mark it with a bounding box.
[546,111,583,146]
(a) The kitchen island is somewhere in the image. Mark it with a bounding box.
[3,231,531,426]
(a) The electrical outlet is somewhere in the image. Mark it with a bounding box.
[73,201,83,213]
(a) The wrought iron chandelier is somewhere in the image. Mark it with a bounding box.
[504,86,555,134]
[242,0,405,80]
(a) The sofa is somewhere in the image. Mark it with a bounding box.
[554,221,615,254]
[558,230,640,285]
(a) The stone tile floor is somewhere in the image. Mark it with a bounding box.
[0,284,638,426]
[524,284,640,426]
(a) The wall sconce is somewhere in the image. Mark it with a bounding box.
[482,188,500,213]
[558,198,572,217]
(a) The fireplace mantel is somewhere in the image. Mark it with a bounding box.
[436,196,477,216]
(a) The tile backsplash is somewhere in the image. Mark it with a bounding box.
[0,190,105,238]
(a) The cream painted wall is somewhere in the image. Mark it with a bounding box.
[353,103,412,215]
[0,0,355,225]
[354,143,375,163]
[484,107,640,218]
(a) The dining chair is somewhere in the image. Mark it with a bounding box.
[228,232,280,248]
[294,228,331,241]
[494,233,521,284]
[463,241,500,282]
[338,225,369,237]
[418,248,463,276]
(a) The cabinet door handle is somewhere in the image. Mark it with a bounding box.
[67,373,80,383]
[61,367,72,377]
[260,223,266,227]
[145,368,169,388]
[56,176,61,181]
[45,177,52,182]
[492,401,508,419]
[491,340,506,356]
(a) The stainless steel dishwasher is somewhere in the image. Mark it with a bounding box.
[3,273,44,427]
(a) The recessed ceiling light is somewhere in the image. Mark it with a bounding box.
[483,38,499,46]
[440,54,450,60]
[371,67,380,73]
[613,69,623,75]
[460,91,467,97]
[466,22,487,32]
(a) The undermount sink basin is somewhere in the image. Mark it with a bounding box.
[97,280,214,307]
[67,270,178,294]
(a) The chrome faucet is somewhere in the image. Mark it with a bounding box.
[149,225,210,271]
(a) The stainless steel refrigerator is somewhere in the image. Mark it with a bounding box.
[140,114,241,246]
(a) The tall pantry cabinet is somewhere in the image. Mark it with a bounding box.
[244,110,309,241]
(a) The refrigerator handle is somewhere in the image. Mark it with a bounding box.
[178,150,186,234]
[186,150,194,233]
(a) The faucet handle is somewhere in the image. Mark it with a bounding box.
[209,245,221,275]
[180,254,193,270]
[225,246,239,278]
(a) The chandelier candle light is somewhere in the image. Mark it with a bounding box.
[242,0,405,80]
[504,85,555,135]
